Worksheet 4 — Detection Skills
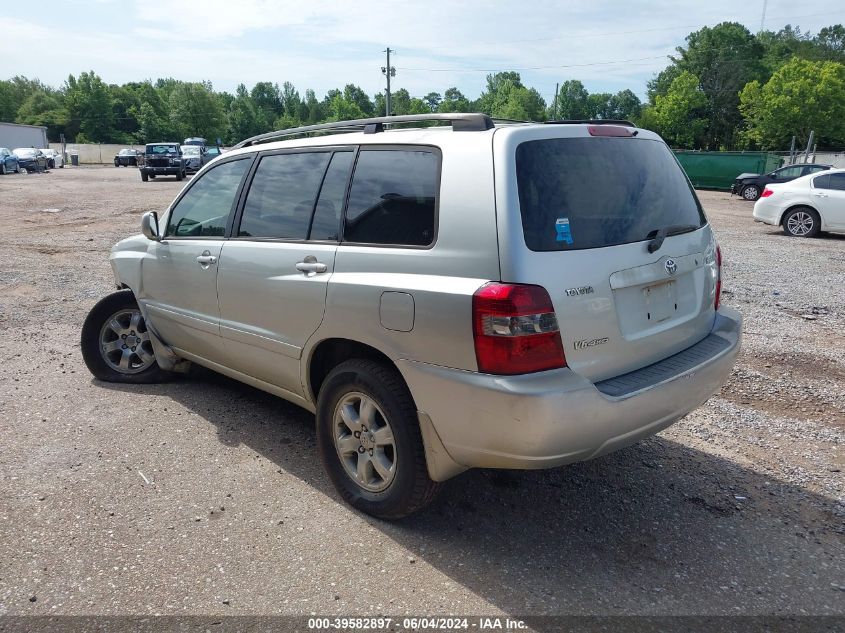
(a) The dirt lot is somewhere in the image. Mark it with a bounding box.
[0,167,843,619]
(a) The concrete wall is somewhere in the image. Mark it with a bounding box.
[49,143,145,165]
[0,123,48,150]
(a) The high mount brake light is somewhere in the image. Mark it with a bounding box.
[472,283,567,375]
[588,125,635,137]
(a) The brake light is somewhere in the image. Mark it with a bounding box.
[714,245,722,310]
[472,283,566,375]
[761,188,774,198]
[588,125,634,137]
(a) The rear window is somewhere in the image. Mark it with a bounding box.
[515,137,705,251]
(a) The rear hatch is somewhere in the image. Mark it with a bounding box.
[493,125,719,382]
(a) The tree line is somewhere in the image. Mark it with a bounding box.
[1,22,842,150]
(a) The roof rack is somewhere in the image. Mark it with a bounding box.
[545,119,635,127]
[233,113,495,149]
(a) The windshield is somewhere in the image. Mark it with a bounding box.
[147,145,178,154]
[515,137,706,251]
[181,146,201,156]
[119,149,134,155]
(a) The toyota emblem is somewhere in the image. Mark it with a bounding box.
[665,259,677,275]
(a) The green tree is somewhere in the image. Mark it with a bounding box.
[342,84,374,117]
[423,92,441,111]
[437,87,471,112]
[740,57,845,149]
[650,71,708,148]
[16,90,69,141]
[553,80,590,119]
[670,22,766,149]
[64,71,114,142]
[169,81,224,141]
[608,89,642,120]
[250,81,282,129]
[227,84,263,143]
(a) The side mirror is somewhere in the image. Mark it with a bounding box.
[141,211,161,241]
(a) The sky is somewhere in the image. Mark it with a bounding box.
[1,1,843,103]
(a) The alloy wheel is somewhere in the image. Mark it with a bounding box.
[333,392,397,492]
[98,309,156,374]
[786,211,814,236]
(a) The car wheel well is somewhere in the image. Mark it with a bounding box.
[780,204,819,226]
[308,338,399,402]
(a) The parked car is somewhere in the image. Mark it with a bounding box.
[12,148,48,173]
[180,144,210,174]
[114,148,143,167]
[753,168,845,237]
[183,137,207,147]
[40,148,64,168]
[0,147,20,174]
[205,145,224,160]
[732,163,831,201]
[139,143,184,181]
[80,114,741,519]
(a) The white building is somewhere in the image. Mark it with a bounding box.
[0,122,48,149]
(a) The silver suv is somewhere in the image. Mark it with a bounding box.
[81,113,742,519]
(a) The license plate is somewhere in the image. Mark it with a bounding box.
[643,280,677,323]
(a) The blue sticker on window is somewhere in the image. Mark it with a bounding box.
[555,218,573,244]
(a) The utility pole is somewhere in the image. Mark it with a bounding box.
[553,82,559,120]
[788,136,796,165]
[759,0,768,33]
[381,48,396,116]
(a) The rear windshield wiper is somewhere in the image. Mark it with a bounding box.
[646,224,700,253]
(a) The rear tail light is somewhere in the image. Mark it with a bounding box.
[760,188,774,198]
[472,283,567,375]
[714,244,722,310]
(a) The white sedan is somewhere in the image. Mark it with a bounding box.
[753,168,845,237]
[40,149,64,168]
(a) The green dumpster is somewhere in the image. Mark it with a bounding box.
[673,151,781,190]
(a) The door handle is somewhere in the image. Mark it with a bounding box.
[296,255,328,274]
[813,192,828,197]
[295,262,328,274]
[196,250,217,266]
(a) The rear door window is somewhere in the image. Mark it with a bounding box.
[813,174,831,190]
[343,149,439,247]
[238,152,331,239]
[515,138,705,251]
[829,173,845,191]
[309,151,354,241]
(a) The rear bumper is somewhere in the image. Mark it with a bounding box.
[752,202,781,226]
[399,306,741,475]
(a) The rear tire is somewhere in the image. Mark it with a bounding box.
[140,171,148,182]
[316,359,441,520]
[782,207,820,238]
[0,163,5,175]
[742,185,761,201]
[81,290,170,384]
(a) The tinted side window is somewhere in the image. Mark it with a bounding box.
[309,151,354,241]
[829,173,845,191]
[344,149,438,246]
[166,158,251,237]
[777,166,803,179]
[813,174,831,190]
[238,152,330,239]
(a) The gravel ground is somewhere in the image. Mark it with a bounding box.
[0,167,843,619]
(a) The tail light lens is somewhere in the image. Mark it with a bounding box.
[715,244,722,310]
[761,188,774,198]
[472,283,566,375]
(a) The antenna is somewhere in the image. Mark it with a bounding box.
[759,0,768,33]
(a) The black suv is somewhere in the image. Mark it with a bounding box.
[140,143,185,182]
[732,163,831,201]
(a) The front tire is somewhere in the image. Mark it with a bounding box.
[140,171,148,182]
[316,359,441,519]
[81,290,169,383]
[742,185,761,201]
[0,163,5,175]
[176,170,183,181]
[782,207,820,238]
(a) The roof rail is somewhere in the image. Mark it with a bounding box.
[545,119,636,127]
[233,113,495,149]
